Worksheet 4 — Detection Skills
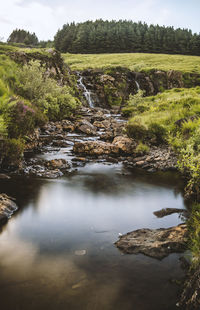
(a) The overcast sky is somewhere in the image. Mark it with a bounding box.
[0,0,199,41]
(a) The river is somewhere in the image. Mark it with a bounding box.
[0,162,185,310]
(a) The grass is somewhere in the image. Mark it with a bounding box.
[125,87,200,201]
[63,52,200,73]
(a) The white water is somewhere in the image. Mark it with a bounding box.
[78,74,94,108]
[135,80,140,91]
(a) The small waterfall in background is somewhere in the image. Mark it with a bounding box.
[77,74,95,108]
[135,80,140,91]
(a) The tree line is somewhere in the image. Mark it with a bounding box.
[7,20,200,56]
[54,20,200,55]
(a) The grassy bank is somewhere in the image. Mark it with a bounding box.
[124,87,200,199]
[63,52,200,73]
[0,44,80,168]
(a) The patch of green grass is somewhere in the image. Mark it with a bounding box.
[125,87,200,200]
[63,52,200,74]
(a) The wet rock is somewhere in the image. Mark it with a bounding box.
[115,224,187,259]
[126,146,177,171]
[154,208,188,218]
[75,120,97,135]
[178,266,200,309]
[0,194,18,224]
[45,159,70,170]
[0,174,11,179]
[112,136,136,154]
[73,141,119,156]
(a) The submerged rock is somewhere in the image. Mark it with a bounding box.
[0,194,18,224]
[115,224,187,259]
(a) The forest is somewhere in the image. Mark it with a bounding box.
[54,19,200,55]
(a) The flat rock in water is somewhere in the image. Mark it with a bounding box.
[115,224,187,259]
[153,208,188,218]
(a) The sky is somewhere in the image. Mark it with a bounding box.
[0,0,199,41]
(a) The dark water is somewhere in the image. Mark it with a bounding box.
[0,164,186,310]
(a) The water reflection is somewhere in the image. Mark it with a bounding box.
[0,164,186,309]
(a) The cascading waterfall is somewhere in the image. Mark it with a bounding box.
[77,73,94,108]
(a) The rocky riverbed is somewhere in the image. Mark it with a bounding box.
[7,106,177,179]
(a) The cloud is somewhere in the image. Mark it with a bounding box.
[0,0,199,41]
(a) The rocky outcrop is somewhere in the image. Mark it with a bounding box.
[8,49,68,82]
[178,267,200,309]
[77,68,200,108]
[115,224,187,259]
[0,194,18,224]
[125,145,177,172]
[73,141,120,156]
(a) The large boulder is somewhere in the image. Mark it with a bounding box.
[115,224,187,259]
[113,136,136,154]
[73,141,119,156]
[75,120,97,135]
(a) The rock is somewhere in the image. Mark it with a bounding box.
[178,265,200,309]
[75,250,86,256]
[75,119,97,135]
[0,194,18,224]
[73,141,119,156]
[46,159,70,170]
[0,174,11,179]
[112,136,136,154]
[93,121,106,129]
[154,208,188,218]
[115,224,187,259]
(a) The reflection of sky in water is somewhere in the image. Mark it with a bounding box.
[0,164,186,310]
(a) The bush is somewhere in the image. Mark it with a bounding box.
[7,101,36,138]
[135,142,150,155]
[16,60,80,120]
[126,119,147,140]
[148,122,167,143]
[2,138,24,168]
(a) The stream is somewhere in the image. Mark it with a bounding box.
[0,165,186,310]
[0,79,186,310]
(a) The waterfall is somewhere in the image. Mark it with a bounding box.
[77,74,94,108]
[135,80,140,91]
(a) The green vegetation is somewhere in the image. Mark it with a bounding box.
[63,52,200,74]
[135,142,150,155]
[54,20,200,55]
[0,44,80,167]
[124,87,200,199]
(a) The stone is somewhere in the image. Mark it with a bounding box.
[115,224,187,259]
[0,194,18,223]
[75,120,97,135]
[154,208,188,218]
[73,141,119,156]
[112,136,136,154]
[46,159,70,170]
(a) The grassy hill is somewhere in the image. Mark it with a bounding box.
[63,52,200,73]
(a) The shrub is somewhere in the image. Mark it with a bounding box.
[126,119,147,140]
[7,101,36,138]
[148,122,168,143]
[135,142,150,155]
[2,138,24,168]
[16,60,80,120]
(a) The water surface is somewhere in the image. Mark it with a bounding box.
[0,164,186,310]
